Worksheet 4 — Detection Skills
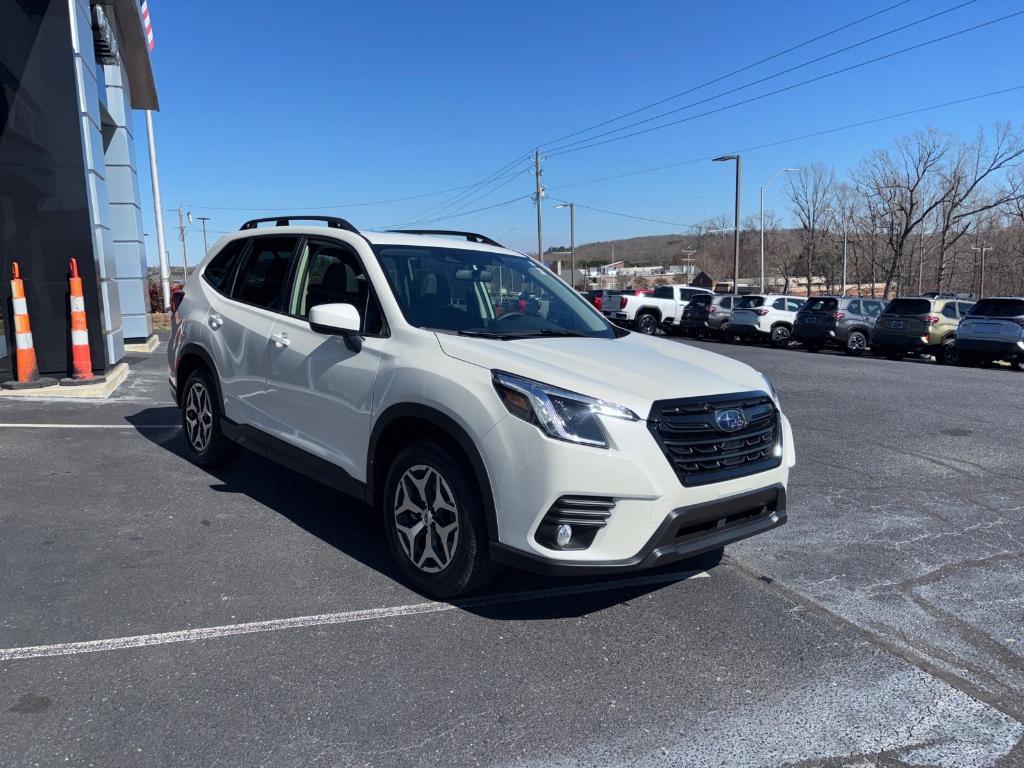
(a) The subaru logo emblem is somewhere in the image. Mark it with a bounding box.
[714,408,748,433]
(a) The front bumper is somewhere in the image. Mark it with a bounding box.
[957,337,1024,359]
[491,485,786,575]
[478,405,794,567]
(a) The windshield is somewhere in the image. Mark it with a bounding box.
[372,244,617,339]
[735,296,766,309]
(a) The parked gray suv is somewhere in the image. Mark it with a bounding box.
[676,294,734,338]
[793,296,886,356]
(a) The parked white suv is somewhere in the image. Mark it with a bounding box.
[602,285,713,335]
[169,217,794,597]
[730,294,807,348]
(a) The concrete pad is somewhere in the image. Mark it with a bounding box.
[0,362,128,399]
[124,334,159,353]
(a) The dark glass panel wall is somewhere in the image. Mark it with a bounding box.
[0,0,106,377]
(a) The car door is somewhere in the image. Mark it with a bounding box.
[263,235,388,481]
[204,234,300,429]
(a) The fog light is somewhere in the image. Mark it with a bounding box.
[555,524,573,548]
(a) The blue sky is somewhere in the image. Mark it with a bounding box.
[137,0,1024,264]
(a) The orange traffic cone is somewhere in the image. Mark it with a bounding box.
[2,262,57,390]
[60,258,104,387]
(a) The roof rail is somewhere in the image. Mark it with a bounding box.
[387,229,504,248]
[239,216,360,234]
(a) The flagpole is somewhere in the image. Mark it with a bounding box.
[140,2,168,309]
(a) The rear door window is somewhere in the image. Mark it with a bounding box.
[230,236,300,310]
[864,300,884,317]
[652,286,673,299]
[969,298,1024,317]
[787,299,805,311]
[772,298,787,310]
[884,298,931,315]
[720,296,732,309]
[846,300,861,315]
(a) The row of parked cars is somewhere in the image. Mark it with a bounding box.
[589,287,1024,370]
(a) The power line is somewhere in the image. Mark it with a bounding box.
[547,197,699,229]
[547,83,1024,193]
[546,9,1024,159]
[373,195,532,229]
[538,0,915,149]
[543,0,979,155]
[395,166,529,229]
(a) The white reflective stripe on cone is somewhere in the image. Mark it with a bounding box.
[70,296,85,313]
[71,329,89,346]
[15,332,33,350]
[12,297,28,315]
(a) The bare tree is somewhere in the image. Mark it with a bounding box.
[933,124,1024,290]
[786,163,835,296]
[855,129,950,297]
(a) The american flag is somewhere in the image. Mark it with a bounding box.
[141,0,154,51]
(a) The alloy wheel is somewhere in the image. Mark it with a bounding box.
[393,465,460,573]
[638,314,658,335]
[847,332,866,352]
[184,382,213,453]
[772,326,791,347]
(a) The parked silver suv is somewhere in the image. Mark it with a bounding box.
[676,293,735,338]
[793,296,886,356]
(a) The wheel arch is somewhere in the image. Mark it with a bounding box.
[636,306,662,322]
[175,344,222,409]
[367,404,498,541]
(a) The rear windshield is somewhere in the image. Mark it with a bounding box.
[968,298,1024,317]
[689,294,712,307]
[735,296,765,309]
[803,297,838,312]
[883,298,930,315]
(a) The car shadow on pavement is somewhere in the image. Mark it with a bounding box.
[126,408,711,620]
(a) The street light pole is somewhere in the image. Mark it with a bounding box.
[760,167,797,293]
[714,155,741,296]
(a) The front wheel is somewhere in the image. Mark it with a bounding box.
[718,323,733,343]
[383,440,496,598]
[844,330,868,356]
[180,368,238,467]
[770,325,792,348]
[636,313,659,335]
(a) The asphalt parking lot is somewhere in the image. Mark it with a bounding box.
[1,336,1022,767]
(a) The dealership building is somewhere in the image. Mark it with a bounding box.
[1,0,158,381]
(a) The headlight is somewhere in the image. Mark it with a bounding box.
[760,373,780,406]
[492,371,638,448]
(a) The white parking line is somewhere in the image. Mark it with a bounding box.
[0,570,708,662]
[0,423,178,430]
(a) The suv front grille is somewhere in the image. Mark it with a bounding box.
[648,392,781,486]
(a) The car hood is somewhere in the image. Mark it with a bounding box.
[436,332,770,418]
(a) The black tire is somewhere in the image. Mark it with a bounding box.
[770,325,792,349]
[936,339,959,366]
[636,312,659,335]
[180,368,238,467]
[844,330,868,357]
[718,323,733,343]
[382,439,496,598]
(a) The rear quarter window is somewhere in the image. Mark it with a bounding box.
[203,239,246,293]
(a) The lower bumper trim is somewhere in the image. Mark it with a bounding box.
[491,484,786,576]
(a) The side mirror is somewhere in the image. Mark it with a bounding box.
[309,303,362,352]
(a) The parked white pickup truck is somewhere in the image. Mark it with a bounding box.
[602,285,714,335]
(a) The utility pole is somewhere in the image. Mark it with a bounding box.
[713,154,741,295]
[197,216,211,254]
[145,111,171,310]
[533,149,544,262]
[971,243,992,298]
[177,207,190,279]
[840,216,849,296]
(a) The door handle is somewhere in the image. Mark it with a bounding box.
[271,332,291,348]
[208,313,223,330]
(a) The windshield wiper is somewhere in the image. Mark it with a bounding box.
[504,329,587,339]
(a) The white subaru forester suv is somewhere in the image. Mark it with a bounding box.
[169,217,795,597]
